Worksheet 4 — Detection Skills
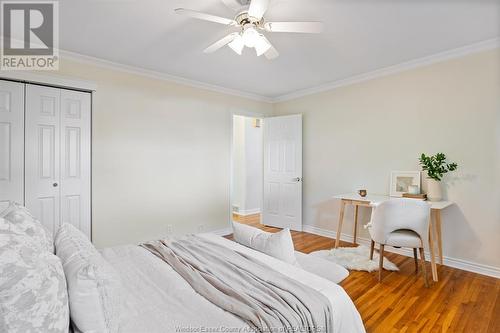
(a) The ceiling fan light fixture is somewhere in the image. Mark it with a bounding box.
[254,35,271,56]
[241,26,260,47]
[228,35,244,55]
[176,0,324,60]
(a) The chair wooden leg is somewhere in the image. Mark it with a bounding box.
[413,248,418,274]
[370,240,375,260]
[419,247,429,288]
[378,244,384,282]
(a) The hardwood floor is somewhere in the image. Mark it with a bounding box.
[231,214,500,333]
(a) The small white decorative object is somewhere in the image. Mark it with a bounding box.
[390,171,421,197]
[426,178,442,201]
[408,185,420,195]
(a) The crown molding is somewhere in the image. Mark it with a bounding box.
[273,38,500,103]
[59,50,274,103]
[56,38,499,104]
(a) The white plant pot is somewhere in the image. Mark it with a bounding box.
[426,178,442,202]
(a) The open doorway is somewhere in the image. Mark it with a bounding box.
[231,115,263,226]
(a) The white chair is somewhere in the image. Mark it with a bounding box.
[367,198,431,287]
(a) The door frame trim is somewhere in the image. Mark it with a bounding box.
[229,111,265,229]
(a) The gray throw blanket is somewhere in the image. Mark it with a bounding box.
[141,235,333,333]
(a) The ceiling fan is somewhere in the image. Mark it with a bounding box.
[175,0,324,60]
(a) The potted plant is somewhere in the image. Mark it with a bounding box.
[419,153,458,201]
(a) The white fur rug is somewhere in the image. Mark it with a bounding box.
[309,245,399,272]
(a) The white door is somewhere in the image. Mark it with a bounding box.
[60,89,91,238]
[25,85,91,238]
[262,114,302,231]
[25,84,61,235]
[0,80,24,211]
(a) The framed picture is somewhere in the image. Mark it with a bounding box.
[390,171,421,197]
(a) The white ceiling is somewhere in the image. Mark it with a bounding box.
[60,0,499,99]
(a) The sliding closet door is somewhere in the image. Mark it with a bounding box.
[60,90,91,238]
[25,85,61,235]
[0,80,24,211]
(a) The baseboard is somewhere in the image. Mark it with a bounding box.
[232,209,261,216]
[302,225,500,279]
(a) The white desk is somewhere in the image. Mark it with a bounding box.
[333,193,453,282]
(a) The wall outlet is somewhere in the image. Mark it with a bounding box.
[166,224,173,235]
[197,224,206,233]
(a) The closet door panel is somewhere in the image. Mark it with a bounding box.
[25,84,61,235]
[0,80,24,211]
[60,90,91,238]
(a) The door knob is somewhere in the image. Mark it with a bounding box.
[294,177,302,182]
[53,182,58,187]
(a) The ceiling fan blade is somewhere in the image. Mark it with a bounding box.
[175,8,235,25]
[248,0,269,20]
[264,21,324,33]
[203,33,239,53]
[261,36,279,60]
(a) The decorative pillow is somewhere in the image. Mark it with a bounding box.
[55,223,121,333]
[1,202,54,253]
[232,222,299,266]
[0,217,70,333]
[231,221,262,248]
[55,223,98,263]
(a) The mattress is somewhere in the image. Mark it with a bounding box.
[100,233,365,333]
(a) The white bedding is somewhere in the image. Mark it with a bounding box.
[100,233,365,333]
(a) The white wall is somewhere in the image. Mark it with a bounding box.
[232,116,246,212]
[244,117,263,214]
[273,49,500,271]
[23,47,499,276]
[48,58,273,248]
[232,116,263,215]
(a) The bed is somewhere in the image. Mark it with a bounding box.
[1,202,365,333]
[100,233,365,333]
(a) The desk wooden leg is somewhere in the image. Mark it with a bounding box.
[429,211,438,282]
[353,205,359,245]
[335,200,346,248]
[435,210,443,265]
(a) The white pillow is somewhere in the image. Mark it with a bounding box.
[1,202,54,253]
[55,223,98,263]
[232,222,299,266]
[231,222,262,248]
[55,224,121,333]
[294,251,349,284]
[0,217,69,332]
